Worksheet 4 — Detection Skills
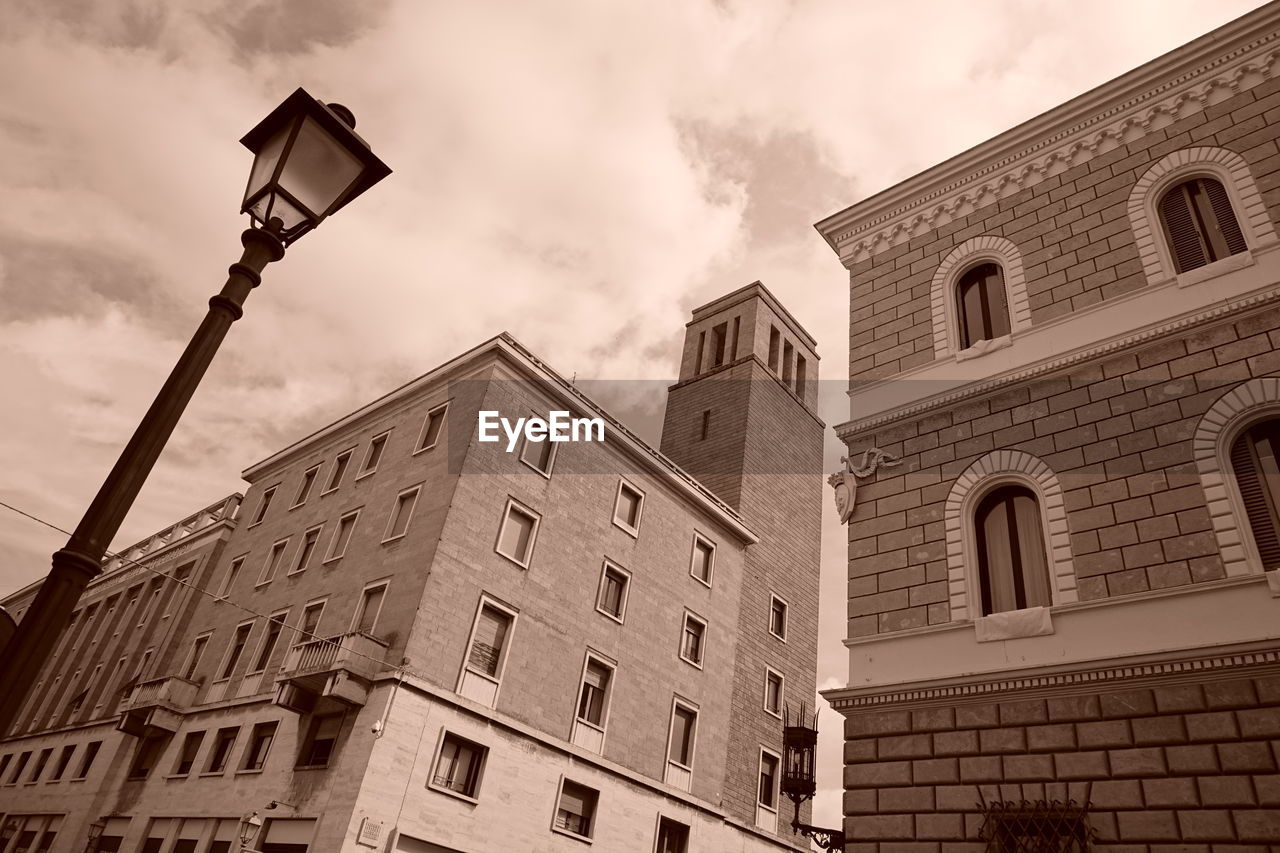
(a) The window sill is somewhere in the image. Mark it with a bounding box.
[973,606,1054,643]
[610,519,640,538]
[381,534,407,546]
[355,470,377,482]
[292,764,330,772]
[198,771,227,778]
[1176,250,1254,287]
[678,655,704,671]
[954,334,1012,362]
[550,827,593,845]
[321,555,345,565]
[165,773,191,780]
[235,768,265,776]
[494,549,532,570]
[595,606,625,625]
[427,781,480,805]
[411,443,440,456]
[768,630,787,643]
[1266,569,1280,597]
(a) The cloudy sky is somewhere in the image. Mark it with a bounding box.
[0,0,1269,830]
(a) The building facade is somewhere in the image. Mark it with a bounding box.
[819,6,1280,851]
[0,284,823,853]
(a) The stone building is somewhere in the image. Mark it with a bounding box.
[818,5,1280,851]
[0,283,823,853]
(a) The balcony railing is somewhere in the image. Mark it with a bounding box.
[274,632,388,713]
[118,675,199,737]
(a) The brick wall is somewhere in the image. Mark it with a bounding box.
[846,76,1280,384]
[842,673,1280,851]
[844,304,1280,636]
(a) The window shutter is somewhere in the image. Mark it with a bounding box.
[1231,432,1280,569]
[1159,185,1209,273]
[1203,178,1248,256]
[469,607,509,675]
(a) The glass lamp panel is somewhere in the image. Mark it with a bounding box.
[243,124,292,207]
[278,116,364,218]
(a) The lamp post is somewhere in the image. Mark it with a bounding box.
[780,703,846,852]
[238,812,264,852]
[0,88,391,738]
[83,818,106,853]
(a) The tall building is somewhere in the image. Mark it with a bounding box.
[0,284,823,853]
[819,5,1280,851]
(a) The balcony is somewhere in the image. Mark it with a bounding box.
[273,632,388,713]
[118,676,199,737]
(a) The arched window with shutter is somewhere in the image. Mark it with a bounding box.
[1158,177,1248,274]
[974,485,1051,615]
[1229,418,1280,570]
[955,262,1011,350]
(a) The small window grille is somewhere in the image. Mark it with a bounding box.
[978,783,1094,853]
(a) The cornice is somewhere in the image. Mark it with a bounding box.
[815,4,1280,266]
[835,285,1280,441]
[823,639,1280,713]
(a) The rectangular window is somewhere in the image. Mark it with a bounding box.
[257,538,290,585]
[782,340,794,385]
[689,534,715,586]
[161,563,193,619]
[219,623,253,680]
[250,486,277,525]
[700,409,710,441]
[576,658,613,728]
[298,713,342,768]
[217,557,244,599]
[764,669,784,718]
[596,562,629,622]
[495,499,540,567]
[205,727,239,774]
[75,742,101,779]
[128,734,167,780]
[325,510,359,561]
[430,732,487,799]
[292,526,322,574]
[250,611,288,673]
[136,584,162,627]
[711,322,727,367]
[695,331,705,375]
[50,745,75,781]
[656,817,690,853]
[353,582,388,636]
[519,434,556,476]
[668,703,697,769]
[175,731,204,776]
[383,486,421,542]
[293,464,320,507]
[768,325,780,371]
[297,600,325,646]
[31,748,51,782]
[241,721,277,771]
[323,449,355,493]
[8,751,30,783]
[730,316,741,360]
[0,753,10,783]
[769,594,788,641]
[553,779,599,840]
[467,602,513,679]
[680,613,706,668]
[183,633,211,681]
[612,480,644,535]
[416,403,448,452]
[758,749,780,810]
[359,432,390,477]
[795,354,807,394]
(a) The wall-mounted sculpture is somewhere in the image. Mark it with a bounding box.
[828,449,901,524]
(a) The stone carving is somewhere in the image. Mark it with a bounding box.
[828,448,901,524]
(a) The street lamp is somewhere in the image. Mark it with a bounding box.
[780,703,846,852]
[83,818,106,853]
[238,812,264,852]
[0,88,391,737]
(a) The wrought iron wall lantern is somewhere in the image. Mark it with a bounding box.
[780,703,846,851]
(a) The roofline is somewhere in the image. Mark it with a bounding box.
[688,280,819,351]
[243,336,759,544]
[814,2,1280,252]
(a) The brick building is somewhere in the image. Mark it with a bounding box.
[818,5,1280,851]
[0,284,823,853]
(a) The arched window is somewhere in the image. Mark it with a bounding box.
[1158,177,1247,274]
[974,485,1050,615]
[1229,418,1280,570]
[955,263,1010,350]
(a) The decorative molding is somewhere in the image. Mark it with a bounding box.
[931,236,1032,358]
[1192,377,1280,578]
[1128,145,1279,284]
[836,285,1280,441]
[819,19,1280,265]
[944,451,1077,622]
[825,645,1280,712]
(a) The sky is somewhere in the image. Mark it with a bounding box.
[0,0,1270,833]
